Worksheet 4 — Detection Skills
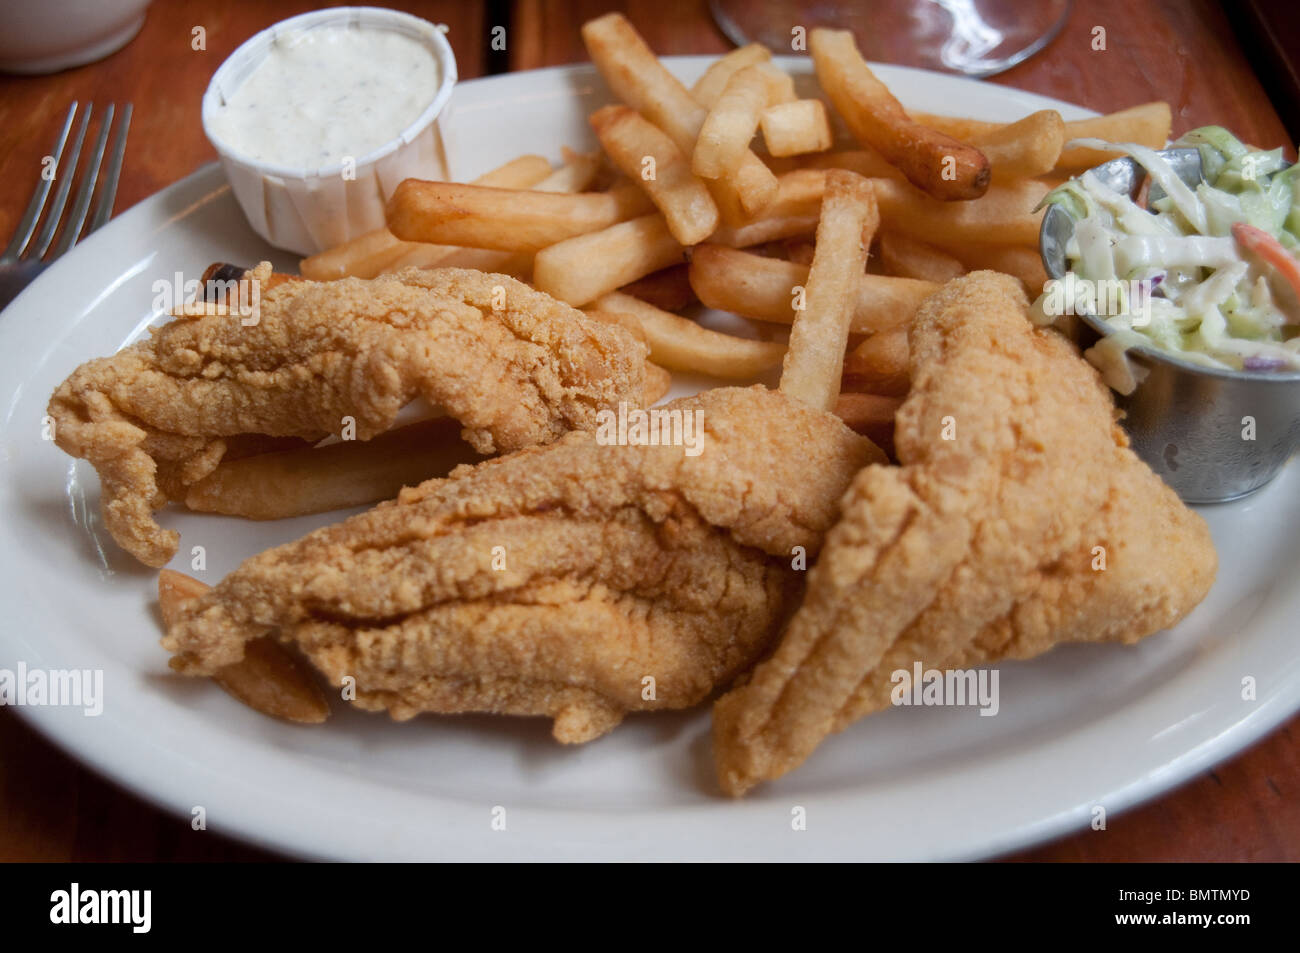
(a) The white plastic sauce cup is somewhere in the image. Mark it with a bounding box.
[202,6,457,256]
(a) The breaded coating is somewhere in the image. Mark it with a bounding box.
[47,266,648,566]
[713,273,1216,795]
[162,386,882,740]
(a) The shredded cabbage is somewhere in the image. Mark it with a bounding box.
[1037,126,1300,384]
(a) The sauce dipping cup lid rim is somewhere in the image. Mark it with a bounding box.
[200,5,457,181]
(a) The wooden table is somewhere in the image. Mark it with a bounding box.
[1,0,1295,862]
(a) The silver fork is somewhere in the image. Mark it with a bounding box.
[0,102,133,311]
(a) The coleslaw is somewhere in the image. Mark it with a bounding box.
[1032,126,1300,388]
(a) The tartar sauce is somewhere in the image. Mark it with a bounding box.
[208,26,440,170]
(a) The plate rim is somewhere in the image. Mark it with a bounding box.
[3,58,1294,863]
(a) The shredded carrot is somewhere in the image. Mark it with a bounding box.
[1231,222,1300,301]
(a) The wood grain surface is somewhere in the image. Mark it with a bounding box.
[0,0,1295,863]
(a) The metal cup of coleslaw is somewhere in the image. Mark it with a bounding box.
[201,7,457,257]
[1039,148,1300,503]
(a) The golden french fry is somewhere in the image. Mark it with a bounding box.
[158,571,330,724]
[534,213,685,306]
[811,29,989,201]
[691,43,772,107]
[532,152,602,193]
[619,263,697,312]
[211,637,331,725]
[871,176,1049,246]
[833,391,903,448]
[689,244,935,334]
[643,361,673,403]
[971,110,1065,180]
[843,328,910,396]
[461,154,557,189]
[768,148,905,180]
[584,308,649,345]
[581,13,777,216]
[373,155,602,278]
[911,103,1173,172]
[711,169,826,247]
[760,100,834,157]
[725,154,780,216]
[780,170,880,411]
[432,247,533,279]
[592,291,785,379]
[694,66,771,179]
[300,155,553,280]
[590,105,719,245]
[158,569,212,627]
[1056,102,1172,169]
[906,111,998,140]
[184,418,481,520]
[386,180,646,253]
[941,244,1049,295]
[756,63,797,105]
[877,232,965,283]
[299,228,414,281]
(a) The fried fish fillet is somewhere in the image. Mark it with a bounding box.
[162,386,882,741]
[713,272,1217,795]
[48,265,648,567]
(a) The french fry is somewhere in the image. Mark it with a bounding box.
[386,180,646,253]
[689,244,935,334]
[375,154,605,278]
[592,291,785,378]
[643,361,673,403]
[871,176,1049,246]
[940,243,1049,294]
[833,392,903,450]
[431,247,534,279]
[584,308,649,345]
[877,232,965,283]
[534,213,685,306]
[843,328,910,396]
[756,63,797,105]
[1056,102,1172,169]
[691,43,772,108]
[590,105,719,245]
[723,155,780,217]
[694,66,771,179]
[971,109,1065,179]
[768,147,905,180]
[810,28,990,201]
[459,154,557,190]
[158,571,330,724]
[581,13,777,215]
[780,170,880,411]
[906,111,998,140]
[184,418,481,520]
[619,263,697,312]
[760,100,834,157]
[712,169,826,247]
[910,103,1173,172]
[300,155,553,279]
[531,152,603,193]
[299,228,415,281]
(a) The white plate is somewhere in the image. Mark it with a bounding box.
[3,58,1297,862]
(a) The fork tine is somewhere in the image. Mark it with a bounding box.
[30,103,92,260]
[1,103,78,261]
[87,103,132,235]
[49,105,115,260]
